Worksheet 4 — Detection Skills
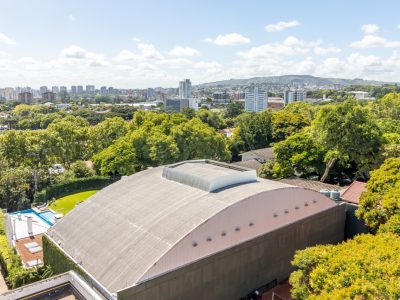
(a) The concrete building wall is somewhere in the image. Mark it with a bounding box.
[117,204,345,300]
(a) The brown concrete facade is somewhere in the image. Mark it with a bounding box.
[117,204,346,300]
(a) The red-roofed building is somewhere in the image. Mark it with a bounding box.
[341,181,367,205]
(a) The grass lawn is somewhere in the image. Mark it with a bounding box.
[49,190,98,215]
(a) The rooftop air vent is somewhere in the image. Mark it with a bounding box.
[162,160,257,192]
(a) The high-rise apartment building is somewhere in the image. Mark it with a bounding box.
[71,86,77,94]
[77,86,84,94]
[0,87,15,101]
[179,79,191,99]
[245,87,267,112]
[60,86,67,93]
[86,85,95,94]
[283,90,305,105]
[18,92,33,104]
[42,91,56,101]
[100,86,108,95]
[52,86,59,94]
[40,86,48,95]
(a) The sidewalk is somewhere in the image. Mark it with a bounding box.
[0,268,8,294]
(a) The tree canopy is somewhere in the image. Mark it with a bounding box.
[290,233,400,300]
[356,157,400,233]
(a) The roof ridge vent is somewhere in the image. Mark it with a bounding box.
[162,160,257,192]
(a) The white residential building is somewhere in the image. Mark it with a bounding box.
[245,87,267,112]
[350,91,375,100]
[284,89,305,105]
[179,79,192,99]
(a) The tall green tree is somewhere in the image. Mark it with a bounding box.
[231,110,273,156]
[46,116,90,165]
[271,110,310,143]
[270,129,326,178]
[88,117,129,155]
[313,100,382,182]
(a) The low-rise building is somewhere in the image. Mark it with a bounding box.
[41,160,345,300]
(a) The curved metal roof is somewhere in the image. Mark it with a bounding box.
[46,160,336,293]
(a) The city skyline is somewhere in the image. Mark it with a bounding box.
[1,0,400,88]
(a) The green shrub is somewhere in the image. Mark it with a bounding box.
[0,210,52,288]
[34,176,117,204]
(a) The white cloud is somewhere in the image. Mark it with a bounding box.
[202,33,250,46]
[137,43,164,60]
[194,61,222,73]
[314,46,341,55]
[68,14,76,22]
[132,37,141,42]
[113,50,139,62]
[60,45,108,66]
[0,33,16,45]
[361,24,379,34]
[265,20,300,32]
[237,36,320,60]
[168,46,200,57]
[350,35,400,48]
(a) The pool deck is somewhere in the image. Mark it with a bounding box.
[7,210,51,241]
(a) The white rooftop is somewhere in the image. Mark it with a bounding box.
[8,211,50,240]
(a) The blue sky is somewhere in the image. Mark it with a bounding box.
[1,0,400,88]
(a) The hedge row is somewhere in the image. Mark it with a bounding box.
[34,176,117,204]
[42,234,88,280]
[0,210,52,288]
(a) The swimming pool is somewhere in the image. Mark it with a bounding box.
[38,211,56,225]
[10,209,56,226]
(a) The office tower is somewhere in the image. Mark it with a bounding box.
[60,86,67,93]
[51,86,59,93]
[71,86,77,94]
[77,86,84,94]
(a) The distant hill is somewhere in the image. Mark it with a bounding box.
[196,75,393,88]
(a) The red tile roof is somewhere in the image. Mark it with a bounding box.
[277,177,345,193]
[341,181,367,204]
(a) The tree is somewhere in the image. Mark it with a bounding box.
[283,101,315,122]
[181,107,196,119]
[224,101,244,119]
[290,233,400,299]
[371,92,400,120]
[195,108,225,130]
[93,112,230,175]
[356,157,400,233]
[271,129,326,178]
[88,117,129,155]
[46,116,90,165]
[271,110,310,143]
[313,101,382,182]
[69,160,94,178]
[231,110,273,156]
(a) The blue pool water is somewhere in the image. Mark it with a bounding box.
[39,211,56,225]
[10,209,56,226]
